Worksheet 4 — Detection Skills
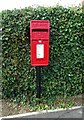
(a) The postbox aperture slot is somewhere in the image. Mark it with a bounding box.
[32,29,48,32]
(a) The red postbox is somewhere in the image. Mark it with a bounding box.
[30,20,50,66]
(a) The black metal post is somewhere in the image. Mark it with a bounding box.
[36,66,41,99]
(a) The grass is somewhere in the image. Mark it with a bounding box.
[0,94,83,117]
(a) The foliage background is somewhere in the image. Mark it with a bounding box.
[1,6,83,108]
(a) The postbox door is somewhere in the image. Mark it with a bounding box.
[31,40,49,66]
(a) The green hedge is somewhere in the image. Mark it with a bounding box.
[1,6,83,104]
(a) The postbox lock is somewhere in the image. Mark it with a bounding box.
[38,40,42,43]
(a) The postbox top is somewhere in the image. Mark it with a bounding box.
[30,20,50,29]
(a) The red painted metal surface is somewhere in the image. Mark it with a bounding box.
[30,20,50,66]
